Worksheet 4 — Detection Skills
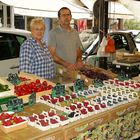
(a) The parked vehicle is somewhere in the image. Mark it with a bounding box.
[81,31,138,65]
[116,30,140,52]
[134,32,140,52]
[0,27,31,76]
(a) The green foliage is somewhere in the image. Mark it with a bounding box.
[124,19,140,30]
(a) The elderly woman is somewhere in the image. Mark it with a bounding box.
[19,18,55,79]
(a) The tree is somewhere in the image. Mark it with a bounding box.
[124,19,140,30]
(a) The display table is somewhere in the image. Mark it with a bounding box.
[112,60,140,67]
[0,71,140,140]
[0,99,140,140]
[0,103,63,140]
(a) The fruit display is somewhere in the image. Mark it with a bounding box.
[103,78,140,92]
[80,68,110,80]
[76,88,99,98]
[40,93,109,120]
[77,65,117,86]
[28,109,69,131]
[0,112,14,121]
[0,112,27,133]
[1,116,26,126]
[14,79,53,96]
[0,69,140,139]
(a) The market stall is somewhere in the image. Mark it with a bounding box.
[0,65,139,140]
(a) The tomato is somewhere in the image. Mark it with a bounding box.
[47,85,53,90]
[42,81,47,86]
[35,79,40,84]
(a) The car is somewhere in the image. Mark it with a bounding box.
[81,31,138,66]
[115,30,140,52]
[117,30,140,37]
[134,32,140,52]
[0,27,31,76]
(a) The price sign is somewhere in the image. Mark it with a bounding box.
[92,78,104,88]
[7,97,24,112]
[52,83,65,98]
[0,104,8,111]
[73,79,85,92]
[7,73,21,85]
[29,92,36,106]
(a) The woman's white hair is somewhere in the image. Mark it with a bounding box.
[30,18,45,30]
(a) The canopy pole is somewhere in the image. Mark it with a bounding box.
[10,6,15,28]
[3,4,7,27]
[25,16,27,30]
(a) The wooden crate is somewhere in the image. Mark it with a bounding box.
[34,130,64,140]
[13,72,55,103]
[63,111,109,140]
[0,120,28,134]
[18,90,52,104]
[79,65,117,86]
[108,100,139,122]
[19,71,55,86]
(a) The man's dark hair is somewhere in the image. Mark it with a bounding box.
[58,7,71,18]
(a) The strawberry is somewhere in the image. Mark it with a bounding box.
[50,119,58,124]
[38,114,45,119]
[70,105,76,111]
[94,105,100,110]
[42,81,48,86]
[87,106,93,112]
[47,85,53,90]
[80,108,87,114]
[51,98,58,104]
[59,115,67,121]
[29,116,36,122]
[35,79,41,84]
[2,120,12,126]
[48,111,55,117]
[83,101,89,107]
[39,120,49,126]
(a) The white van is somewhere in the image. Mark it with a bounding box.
[0,27,31,76]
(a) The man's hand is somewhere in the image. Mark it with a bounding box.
[66,61,83,71]
[67,63,77,71]
[75,60,84,70]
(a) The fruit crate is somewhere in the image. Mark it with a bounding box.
[14,79,55,104]
[18,71,55,86]
[18,90,53,104]
[0,119,28,133]
[78,65,117,86]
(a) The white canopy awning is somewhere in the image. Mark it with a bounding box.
[0,0,92,19]
[80,0,134,19]
[108,1,134,19]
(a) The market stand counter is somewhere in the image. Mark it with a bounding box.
[63,99,140,140]
[0,69,140,139]
[0,103,64,140]
[0,99,140,140]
